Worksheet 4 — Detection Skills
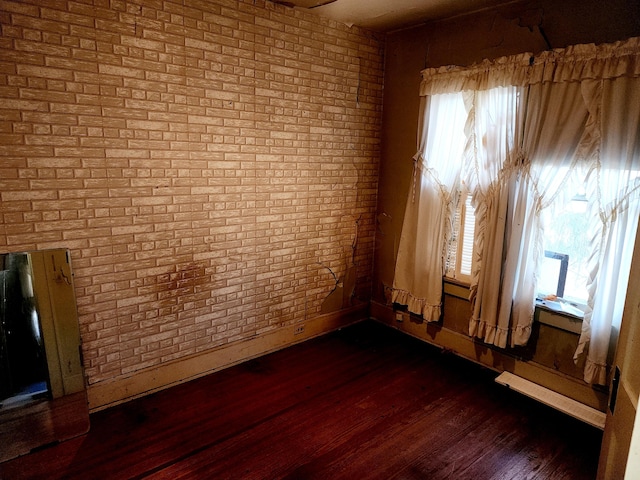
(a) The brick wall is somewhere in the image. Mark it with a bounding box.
[0,0,384,385]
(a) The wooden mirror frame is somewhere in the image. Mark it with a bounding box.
[0,249,89,463]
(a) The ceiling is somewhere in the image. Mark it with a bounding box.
[278,0,517,32]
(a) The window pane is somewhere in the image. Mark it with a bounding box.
[540,197,590,303]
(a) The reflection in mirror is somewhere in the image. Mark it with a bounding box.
[0,253,50,408]
[0,249,89,463]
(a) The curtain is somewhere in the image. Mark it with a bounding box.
[466,87,519,347]
[392,94,467,321]
[494,81,594,348]
[396,36,640,384]
[575,76,640,384]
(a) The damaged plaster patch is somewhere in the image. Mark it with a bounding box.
[481,9,550,55]
[376,212,392,236]
[319,264,357,314]
[375,213,395,305]
[425,9,551,68]
[318,160,362,314]
[319,215,360,314]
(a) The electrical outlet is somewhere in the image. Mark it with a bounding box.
[294,324,305,335]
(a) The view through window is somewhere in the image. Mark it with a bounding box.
[539,194,590,306]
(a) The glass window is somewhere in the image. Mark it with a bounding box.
[539,193,590,306]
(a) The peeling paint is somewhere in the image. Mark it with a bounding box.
[479,10,550,56]
[320,264,357,314]
[319,213,361,314]
[382,283,394,305]
[376,212,392,236]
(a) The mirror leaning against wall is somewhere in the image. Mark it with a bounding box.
[0,248,89,463]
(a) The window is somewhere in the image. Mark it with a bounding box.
[539,191,590,308]
[540,251,569,298]
[446,190,475,283]
[392,37,640,384]
[449,176,593,318]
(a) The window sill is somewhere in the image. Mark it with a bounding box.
[536,298,585,318]
[535,301,583,335]
[443,279,583,335]
[443,277,471,300]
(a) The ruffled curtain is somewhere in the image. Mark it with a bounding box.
[465,86,520,347]
[490,81,595,348]
[392,94,467,321]
[396,36,640,384]
[575,76,640,384]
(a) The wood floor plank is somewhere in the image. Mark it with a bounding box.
[0,321,602,480]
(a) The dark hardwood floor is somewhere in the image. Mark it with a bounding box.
[1,320,602,479]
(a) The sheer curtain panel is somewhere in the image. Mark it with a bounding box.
[466,86,520,347]
[576,75,640,384]
[392,94,467,321]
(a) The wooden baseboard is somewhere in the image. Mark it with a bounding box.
[87,304,368,412]
[370,300,607,412]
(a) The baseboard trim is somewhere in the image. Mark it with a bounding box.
[87,304,368,412]
[370,300,607,412]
